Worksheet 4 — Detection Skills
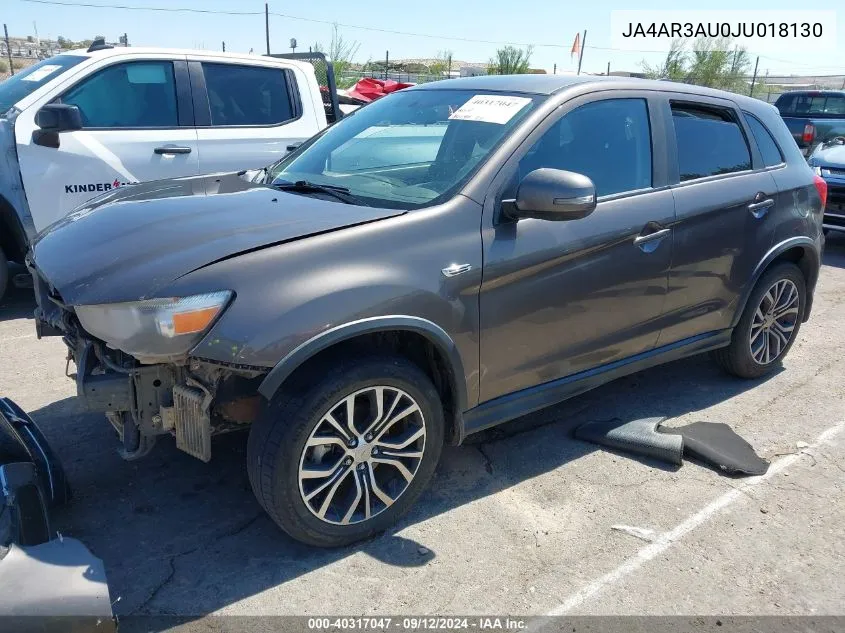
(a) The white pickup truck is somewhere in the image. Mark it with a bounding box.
[0,41,342,299]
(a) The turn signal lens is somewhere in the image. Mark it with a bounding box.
[172,306,224,335]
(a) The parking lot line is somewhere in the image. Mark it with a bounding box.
[542,418,845,617]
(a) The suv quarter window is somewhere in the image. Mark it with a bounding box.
[743,112,784,168]
[59,60,179,129]
[671,102,751,182]
[516,98,653,198]
[201,63,296,127]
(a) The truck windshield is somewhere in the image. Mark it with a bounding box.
[0,55,87,115]
[267,89,542,209]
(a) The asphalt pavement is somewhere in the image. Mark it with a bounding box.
[1,238,843,621]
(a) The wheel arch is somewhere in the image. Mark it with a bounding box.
[257,316,468,445]
[732,237,820,328]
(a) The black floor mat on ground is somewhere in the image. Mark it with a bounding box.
[659,421,769,476]
[573,417,684,466]
[573,418,769,476]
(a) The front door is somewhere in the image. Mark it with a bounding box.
[479,95,675,402]
[16,57,199,232]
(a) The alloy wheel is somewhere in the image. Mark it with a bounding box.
[297,386,427,526]
[749,278,800,365]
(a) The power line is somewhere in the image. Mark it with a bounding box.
[20,0,262,14]
[17,0,845,72]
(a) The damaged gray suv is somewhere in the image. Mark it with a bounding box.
[28,75,825,546]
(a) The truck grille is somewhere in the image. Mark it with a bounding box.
[173,385,211,462]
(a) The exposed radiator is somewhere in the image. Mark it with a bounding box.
[173,384,211,462]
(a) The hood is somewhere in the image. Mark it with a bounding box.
[811,142,845,167]
[32,172,404,305]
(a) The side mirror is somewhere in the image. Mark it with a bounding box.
[32,104,83,149]
[508,168,597,222]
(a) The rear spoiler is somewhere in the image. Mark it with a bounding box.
[267,52,343,124]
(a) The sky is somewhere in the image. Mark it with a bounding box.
[5,0,843,78]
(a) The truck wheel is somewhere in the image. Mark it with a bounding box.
[247,355,444,547]
[0,247,8,302]
[714,262,805,379]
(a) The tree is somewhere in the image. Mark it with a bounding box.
[57,36,69,48]
[428,49,453,77]
[487,45,533,75]
[640,37,751,93]
[312,24,360,83]
[641,39,687,82]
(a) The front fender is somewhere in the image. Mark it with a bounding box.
[177,197,484,409]
[256,315,468,411]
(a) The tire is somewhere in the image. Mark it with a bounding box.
[714,262,806,379]
[0,247,8,303]
[247,355,444,547]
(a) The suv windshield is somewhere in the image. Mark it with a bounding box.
[0,55,87,115]
[267,89,541,209]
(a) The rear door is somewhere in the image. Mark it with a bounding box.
[657,95,778,346]
[16,55,199,232]
[188,57,323,174]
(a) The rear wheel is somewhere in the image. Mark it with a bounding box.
[247,355,444,547]
[714,262,805,379]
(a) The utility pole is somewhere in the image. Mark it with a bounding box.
[749,55,760,97]
[447,54,452,78]
[607,61,610,76]
[222,41,226,52]
[264,2,270,55]
[4,24,13,76]
[576,29,587,75]
[384,50,389,80]
[553,63,556,74]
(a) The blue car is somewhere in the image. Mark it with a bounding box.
[808,136,845,233]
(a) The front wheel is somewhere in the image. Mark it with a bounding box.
[714,262,805,379]
[247,355,444,547]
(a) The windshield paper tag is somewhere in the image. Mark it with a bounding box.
[449,95,532,124]
[21,65,62,82]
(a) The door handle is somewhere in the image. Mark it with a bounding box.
[154,146,192,155]
[633,227,671,252]
[747,198,775,219]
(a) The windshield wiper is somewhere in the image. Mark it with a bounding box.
[273,180,368,206]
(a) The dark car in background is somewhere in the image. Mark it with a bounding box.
[774,90,845,155]
[26,75,825,547]
[808,135,845,232]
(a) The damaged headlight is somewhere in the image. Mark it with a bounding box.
[74,291,232,359]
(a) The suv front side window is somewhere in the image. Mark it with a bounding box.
[60,61,178,128]
[517,98,653,197]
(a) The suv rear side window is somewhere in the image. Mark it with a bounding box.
[518,98,652,197]
[671,104,751,181]
[744,113,784,167]
[61,61,178,128]
[202,63,295,126]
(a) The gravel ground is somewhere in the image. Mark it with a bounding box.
[0,237,843,622]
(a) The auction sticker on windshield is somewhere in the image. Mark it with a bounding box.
[21,65,63,82]
[449,95,532,124]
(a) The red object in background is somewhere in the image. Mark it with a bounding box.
[346,78,413,103]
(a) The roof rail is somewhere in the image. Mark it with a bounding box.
[87,37,114,53]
